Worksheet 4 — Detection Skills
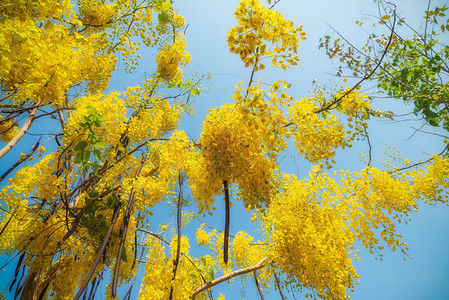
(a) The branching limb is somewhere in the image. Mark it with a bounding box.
[390,143,449,173]
[190,257,268,298]
[0,99,41,159]
[0,88,21,102]
[314,8,397,114]
[0,139,40,182]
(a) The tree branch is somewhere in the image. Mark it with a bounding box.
[73,203,121,300]
[190,257,268,298]
[314,8,397,114]
[169,173,183,300]
[0,139,40,182]
[0,99,41,159]
[223,180,230,265]
[254,270,264,299]
[112,155,147,297]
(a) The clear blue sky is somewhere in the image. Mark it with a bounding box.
[1,0,448,299]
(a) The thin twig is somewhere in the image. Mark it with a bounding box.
[0,88,21,102]
[315,8,396,114]
[254,270,264,300]
[389,143,449,173]
[223,180,230,265]
[169,173,184,300]
[273,272,286,300]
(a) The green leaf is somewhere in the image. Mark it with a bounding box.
[208,269,214,281]
[93,149,102,161]
[121,249,128,262]
[107,194,116,207]
[93,140,106,149]
[74,141,88,151]
[87,191,99,198]
[191,88,200,96]
[76,150,90,164]
[158,12,170,23]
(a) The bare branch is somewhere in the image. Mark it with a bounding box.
[223,180,230,265]
[274,272,286,300]
[0,88,21,102]
[254,270,265,299]
[169,173,184,300]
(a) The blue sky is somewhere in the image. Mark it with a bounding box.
[1,0,448,299]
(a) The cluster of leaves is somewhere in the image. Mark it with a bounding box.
[74,105,106,173]
[319,1,449,138]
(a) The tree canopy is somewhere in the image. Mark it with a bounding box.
[0,0,448,299]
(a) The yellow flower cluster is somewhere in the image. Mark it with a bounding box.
[195,226,233,274]
[409,156,449,204]
[343,167,416,253]
[196,226,218,247]
[227,0,305,70]
[139,236,205,300]
[232,231,265,268]
[336,89,370,118]
[190,79,296,211]
[132,131,195,216]
[79,0,117,29]
[156,34,191,82]
[264,173,358,300]
[0,115,18,142]
[336,88,371,139]
[127,98,183,143]
[261,156,449,299]
[289,95,349,166]
[191,102,277,210]
[172,15,186,28]
[0,0,118,106]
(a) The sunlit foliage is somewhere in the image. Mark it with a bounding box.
[0,0,448,299]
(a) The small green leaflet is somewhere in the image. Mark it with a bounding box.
[158,12,170,23]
